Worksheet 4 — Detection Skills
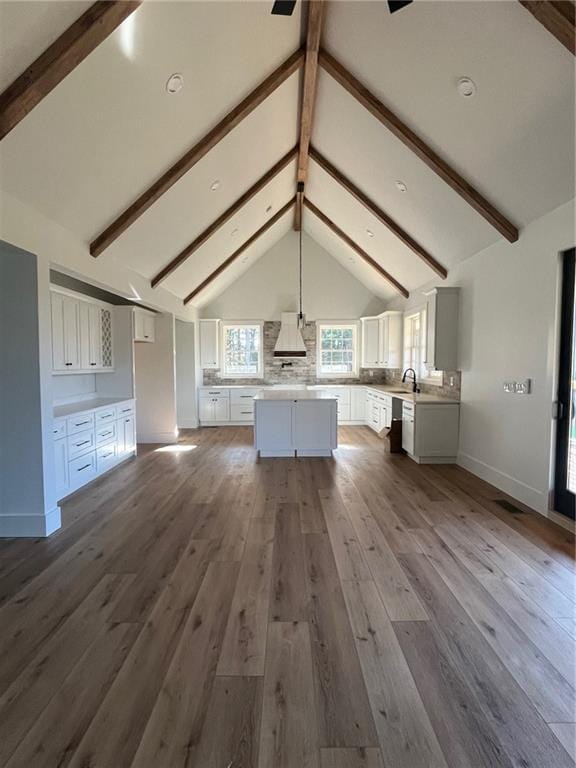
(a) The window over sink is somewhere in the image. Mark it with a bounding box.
[222,322,263,378]
[317,322,358,378]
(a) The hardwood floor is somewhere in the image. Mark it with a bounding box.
[0,425,574,768]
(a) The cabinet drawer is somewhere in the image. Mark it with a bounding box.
[230,389,261,404]
[68,429,96,458]
[52,419,67,440]
[96,421,117,446]
[69,452,96,482]
[67,412,95,435]
[95,406,117,423]
[97,441,118,471]
[117,402,135,417]
[202,388,229,398]
[231,403,254,422]
[337,403,351,421]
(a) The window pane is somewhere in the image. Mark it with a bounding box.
[224,325,261,376]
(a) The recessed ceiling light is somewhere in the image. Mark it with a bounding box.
[349,257,355,262]
[210,180,220,191]
[395,180,408,193]
[241,257,248,263]
[457,77,477,98]
[166,73,184,94]
[231,228,239,237]
[365,228,374,238]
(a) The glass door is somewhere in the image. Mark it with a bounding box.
[554,248,576,520]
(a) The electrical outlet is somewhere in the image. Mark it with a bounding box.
[503,379,531,394]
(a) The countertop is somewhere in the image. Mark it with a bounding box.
[200,383,458,405]
[53,396,133,419]
[254,390,336,401]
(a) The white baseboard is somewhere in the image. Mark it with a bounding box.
[178,419,199,429]
[137,432,179,444]
[0,506,62,538]
[457,451,546,514]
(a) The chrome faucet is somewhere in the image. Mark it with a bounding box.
[402,367,420,393]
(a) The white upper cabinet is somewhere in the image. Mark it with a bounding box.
[361,312,403,369]
[134,309,156,342]
[51,289,113,374]
[199,319,220,369]
[51,292,80,371]
[361,318,380,367]
[423,288,459,372]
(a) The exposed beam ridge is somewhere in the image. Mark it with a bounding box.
[318,49,520,243]
[303,198,409,298]
[91,47,305,257]
[295,0,325,193]
[151,145,298,288]
[184,197,296,304]
[519,1,575,55]
[0,1,142,142]
[309,146,448,279]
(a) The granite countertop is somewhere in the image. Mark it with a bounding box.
[53,396,134,419]
[254,390,336,401]
[364,385,459,405]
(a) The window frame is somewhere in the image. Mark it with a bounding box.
[403,305,443,386]
[316,321,359,379]
[220,320,264,379]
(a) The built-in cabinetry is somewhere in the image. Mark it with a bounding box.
[366,389,402,433]
[51,289,113,373]
[199,319,220,369]
[402,400,459,463]
[360,311,403,369]
[52,399,136,499]
[422,287,459,372]
[133,309,156,342]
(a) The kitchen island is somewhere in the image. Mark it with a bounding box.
[254,389,337,457]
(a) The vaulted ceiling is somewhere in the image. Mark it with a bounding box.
[1,0,574,307]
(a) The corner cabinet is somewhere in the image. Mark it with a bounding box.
[360,312,402,369]
[199,319,220,369]
[51,289,113,374]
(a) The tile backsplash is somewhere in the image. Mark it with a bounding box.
[202,320,461,399]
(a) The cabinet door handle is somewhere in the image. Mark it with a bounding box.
[75,420,90,426]
[77,463,92,472]
[76,439,91,447]
[100,431,113,437]
[241,411,252,414]
[65,362,72,366]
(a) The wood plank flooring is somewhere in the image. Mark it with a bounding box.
[0,425,574,768]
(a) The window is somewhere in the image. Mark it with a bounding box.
[403,308,442,384]
[222,322,263,378]
[317,322,358,378]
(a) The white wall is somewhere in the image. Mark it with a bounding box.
[1,241,59,536]
[201,232,385,320]
[0,190,193,321]
[175,320,197,428]
[386,200,576,518]
[134,313,178,443]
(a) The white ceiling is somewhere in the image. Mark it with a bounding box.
[0,0,574,308]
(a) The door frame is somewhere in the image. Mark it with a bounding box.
[554,247,576,520]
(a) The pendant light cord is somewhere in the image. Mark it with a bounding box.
[299,225,303,322]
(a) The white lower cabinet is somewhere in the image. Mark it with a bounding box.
[402,401,459,463]
[52,399,136,500]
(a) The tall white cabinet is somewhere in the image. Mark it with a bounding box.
[199,319,220,369]
[360,311,403,369]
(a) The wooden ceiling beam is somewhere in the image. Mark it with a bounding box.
[309,145,448,279]
[183,197,296,305]
[91,47,305,257]
[294,0,325,229]
[519,1,575,55]
[151,144,298,288]
[319,48,519,243]
[0,1,142,142]
[303,198,409,298]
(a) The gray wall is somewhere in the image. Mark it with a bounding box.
[175,320,197,428]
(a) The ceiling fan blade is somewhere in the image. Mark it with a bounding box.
[271,0,297,16]
[387,0,413,13]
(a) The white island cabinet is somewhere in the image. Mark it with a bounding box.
[254,390,337,457]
